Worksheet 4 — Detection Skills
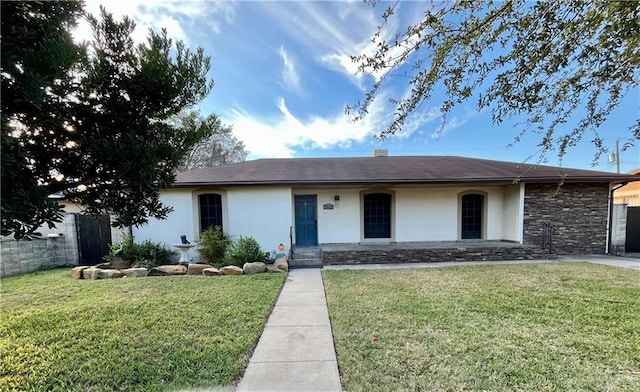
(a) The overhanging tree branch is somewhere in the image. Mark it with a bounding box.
[348,0,640,161]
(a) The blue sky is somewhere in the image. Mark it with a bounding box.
[76,0,639,173]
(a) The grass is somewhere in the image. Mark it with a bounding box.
[0,268,286,391]
[323,263,640,391]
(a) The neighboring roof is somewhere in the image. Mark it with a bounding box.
[174,156,637,187]
[614,168,640,194]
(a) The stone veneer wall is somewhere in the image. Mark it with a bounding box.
[523,183,610,255]
[322,245,553,265]
[1,214,79,278]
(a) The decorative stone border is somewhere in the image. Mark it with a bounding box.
[71,257,289,280]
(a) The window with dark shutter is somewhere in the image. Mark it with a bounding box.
[363,193,391,239]
[199,194,223,232]
[461,193,483,239]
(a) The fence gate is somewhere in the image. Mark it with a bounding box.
[626,207,640,253]
[77,214,112,265]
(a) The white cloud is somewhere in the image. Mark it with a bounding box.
[398,107,443,140]
[253,1,424,90]
[154,15,187,42]
[222,91,448,159]
[430,109,480,140]
[256,1,380,88]
[73,0,237,45]
[224,97,379,158]
[278,46,303,95]
[324,34,424,87]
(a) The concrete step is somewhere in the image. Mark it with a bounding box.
[290,246,323,268]
[294,252,321,259]
[289,258,323,268]
[293,247,322,258]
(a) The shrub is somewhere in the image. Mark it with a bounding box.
[227,236,264,266]
[198,226,232,267]
[133,239,174,267]
[105,235,135,265]
[104,235,175,269]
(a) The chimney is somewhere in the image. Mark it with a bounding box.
[372,149,388,157]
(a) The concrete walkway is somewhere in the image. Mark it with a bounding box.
[324,254,640,271]
[560,254,640,270]
[237,268,342,392]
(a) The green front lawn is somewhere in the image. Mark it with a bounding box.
[324,263,640,391]
[0,269,286,391]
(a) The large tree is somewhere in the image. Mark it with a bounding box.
[176,111,248,171]
[1,2,214,239]
[2,1,86,240]
[348,0,639,161]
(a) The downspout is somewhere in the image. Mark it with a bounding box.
[607,181,627,255]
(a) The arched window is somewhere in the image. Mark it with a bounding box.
[461,193,484,239]
[363,193,392,239]
[199,193,223,232]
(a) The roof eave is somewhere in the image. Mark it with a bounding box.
[171,176,631,188]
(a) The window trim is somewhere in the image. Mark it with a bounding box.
[360,189,395,243]
[458,190,487,240]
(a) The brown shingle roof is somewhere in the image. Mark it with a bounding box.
[174,156,635,187]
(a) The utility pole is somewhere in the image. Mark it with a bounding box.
[615,139,620,174]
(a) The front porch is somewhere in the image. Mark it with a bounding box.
[293,241,555,266]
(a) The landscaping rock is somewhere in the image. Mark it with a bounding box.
[82,268,96,279]
[122,268,148,278]
[109,258,131,270]
[220,265,243,275]
[148,264,187,276]
[187,264,212,275]
[94,262,113,270]
[202,267,222,276]
[266,265,284,273]
[274,257,289,272]
[243,262,266,275]
[83,268,124,279]
[71,266,90,279]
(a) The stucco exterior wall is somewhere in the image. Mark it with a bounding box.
[226,187,293,254]
[301,189,361,244]
[135,183,526,254]
[132,188,196,249]
[395,186,520,242]
[133,187,293,258]
[297,185,522,244]
[523,183,610,254]
[485,188,505,240]
[502,184,524,242]
[394,188,456,241]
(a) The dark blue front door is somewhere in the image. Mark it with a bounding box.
[295,195,317,245]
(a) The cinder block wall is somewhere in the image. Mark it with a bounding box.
[1,214,79,278]
[523,183,610,254]
[109,215,129,244]
[610,203,627,254]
